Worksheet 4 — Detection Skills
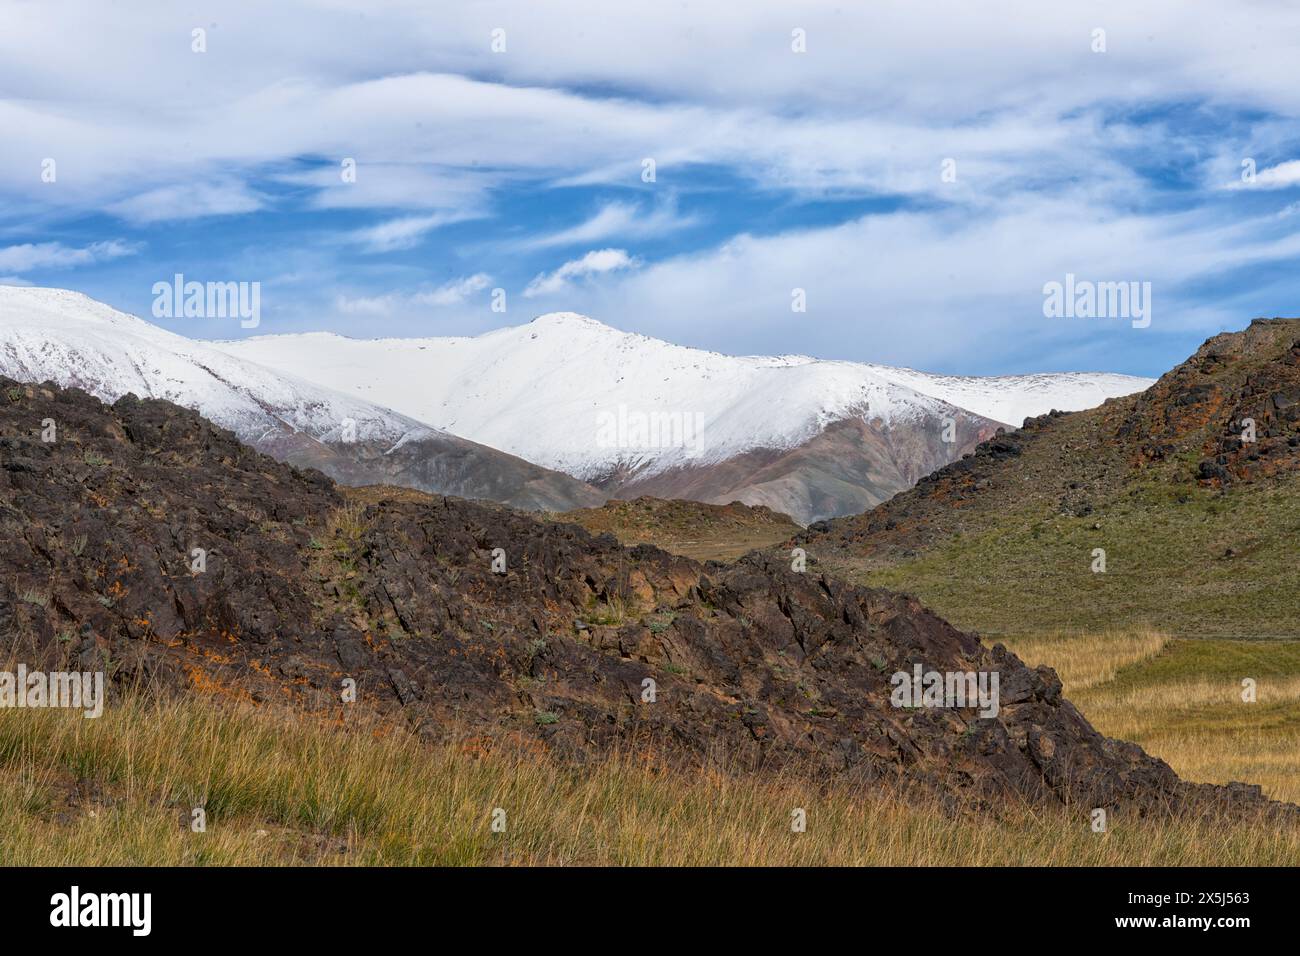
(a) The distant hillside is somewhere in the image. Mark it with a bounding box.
[214,311,1149,523]
[559,496,800,562]
[801,319,1300,638]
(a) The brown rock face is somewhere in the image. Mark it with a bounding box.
[1119,319,1300,485]
[0,376,1288,818]
[600,409,1000,526]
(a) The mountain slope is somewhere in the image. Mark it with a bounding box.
[0,286,603,511]
[800,318,1300,637]
[560,495,801,562]
[0,373,1287,819]
[213,313,1150,522]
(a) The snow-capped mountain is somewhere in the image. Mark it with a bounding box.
[213,313,1152,522]
[0,287,1150,524]
[0,287,603,511]
[858,366,1155,433]
[0,286,418,445]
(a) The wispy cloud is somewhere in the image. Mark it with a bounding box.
[0,239,139,273]
[346,212,475,253]
[335,273,492,315]
[523,249,637,298]
[518,199,699,251]
[107,181,263,223]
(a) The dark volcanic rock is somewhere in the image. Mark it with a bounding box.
[0,375,1290,819]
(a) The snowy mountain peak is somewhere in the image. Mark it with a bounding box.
[528,311,614,331]
[0,285,153,332]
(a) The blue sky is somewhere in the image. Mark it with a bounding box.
[3,1,1300,376]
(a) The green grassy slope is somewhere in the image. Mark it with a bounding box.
[806,319,1300,638]
[836,473,1300,637]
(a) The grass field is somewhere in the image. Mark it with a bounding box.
[827,474,1300,639]
[1001,630,1300,806]
[2,626,1296,866]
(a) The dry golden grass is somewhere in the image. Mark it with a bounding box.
[999,629,1169,691]
[1003,630,1300,805]
[1,679,1297,866]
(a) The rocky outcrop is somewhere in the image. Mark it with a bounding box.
[1121,319,1300,485]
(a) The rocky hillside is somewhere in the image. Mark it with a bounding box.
[800,319,1300,636]
[0,375,1287,817]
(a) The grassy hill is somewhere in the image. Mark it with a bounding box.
[803,319,1300,638]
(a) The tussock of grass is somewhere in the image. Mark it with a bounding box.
[1,686,1297,866]
[586,594,631,626]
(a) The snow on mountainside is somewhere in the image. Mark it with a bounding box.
[0,286,425,445]
[213,312,1153,484]
[862,367,1155,434]
[0,287,606,512]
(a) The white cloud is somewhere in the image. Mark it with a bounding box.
[283,164,502,212]
[517,199,699,251]
[336,273,492,315]
[107,181,263,223]
[1228,159,1300,191]
[413,273,492,306]
[0,239,139,273]
[345,212,475,253]
[523,249,638,298]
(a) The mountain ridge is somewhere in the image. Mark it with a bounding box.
[213,307,1150,522]
[0,286,1151,524]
